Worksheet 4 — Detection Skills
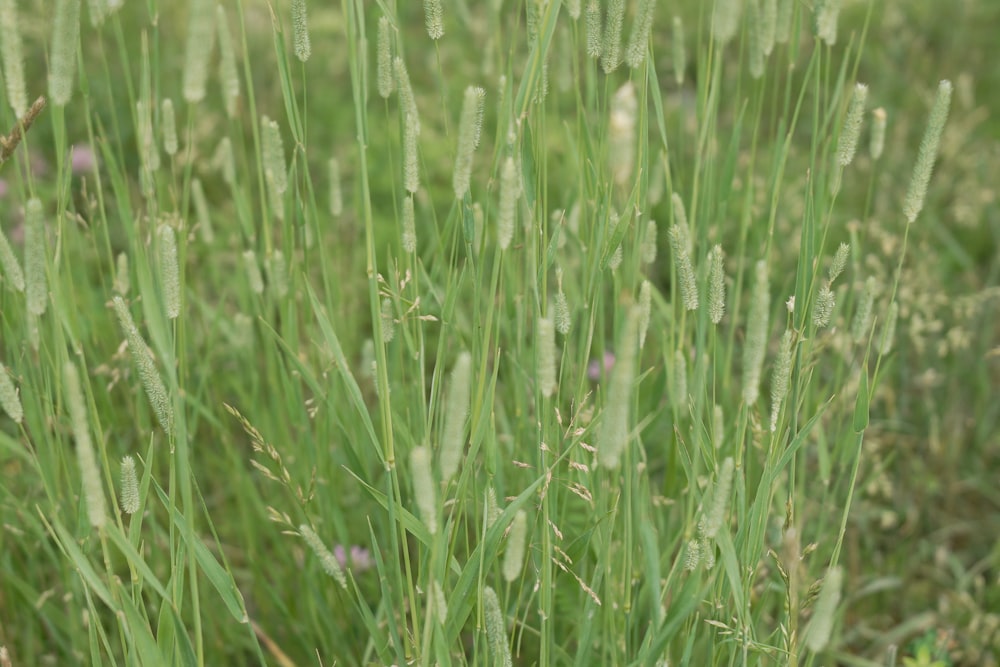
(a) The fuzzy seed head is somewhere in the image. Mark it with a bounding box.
[598,305,641,469]
[770,330,794,432]
[816,0,841,46]
[115,253,130,296]
[483,587,512,667]
[160,99,178,156]
[424,0,444,40]
[761,0,777,55]
[24,199,47,316]
[638,281,652,350]
[401,195,417,253]
[837,83,868,167]
[49,0,81,105]
[120,455,140,515]
[641,219,658,265]
[669,225,699,311]
[157,225,181,319]
[376,16,394,98]
[813,284,836,328]
[585,1,602,59]
[536,317,557,398]
[299,524,347,589]
[502,510,528,582]
[213,137,236,185]
[453,86,486,200]
[268,251,288,299]
[440,352,472,482]
[64,361,107,529]
[261,117,287,195]
[112,296,173,434]
[182,0,216,103]
[497,156,520,250]
[829,242,850,283]
[410,446,437,534]
[742,260,770,405]
[747,0,765,79]
[291,0,311,61]
[0,226,24,293]
[712,0,743,45]
[0,364,22,424]
[380,298,394,343]
[626,0,657,69]
[903,80,952,224]
[191,178,214,243]
[0,0,28,116]
[217,5,240,117]
[775,0,793,43]
[673,349,687,408]
[393,57,420,134]
[878,301,898,355]
[553,290,571,335]
[708,245,726,324]
[601,0,626,73]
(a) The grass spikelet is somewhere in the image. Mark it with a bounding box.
[804,566,843,651]
[770,330,794,431]
[431,579,448,623]
[598,305,641,469]
[120,456,140,515]
[24,199,47,316]
[410,446,437,534]
[261,116,287,195]
[747,0,764,79]
[566,0,581,20]
[49,0,81,106]
[0,225,24,292]
[537,317,557,398]
[813,284,835,328]
[403,112,420,194]
[684,539,701,571]
[903,80,952,224]
[213,137,236,185]
[291,0,310,62]
[502,509,528,582]
[299,524,348,589]
[829,242,849,283]
[601,0,625,73]
[0,364,22,424]
[553,289,571,336]
[64,361,107,529]
[816,0,841,46]
[642,219,658,265]
[712,0,742,45]
[775,0,793,42]
[761,0,777,55]
[380,298,394,343]
[112,296,173,434]
[424,0,444,40]
[377,16,394,98]
[669,225,699,311]
[483,587,512,667]
[638,280,652,349]
[0,0,27,116]
[217,5,240,117]
[440,351,472,482]
[878,301,899,355]
[742,260,770,404]
[393,57,420,134]
[497,156,519,249]
[708,244,726,324]
[453,86,486,200]
[401,195,417,252]
[161,99,178,156]
[626,0,657,69]
[837,83,868,168]
[182,0,216,103]
[157,224,180,319]
[585,0,602,59]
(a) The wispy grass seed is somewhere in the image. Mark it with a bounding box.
[120,455,140,515]
[0,0,28,116]
[112,296,173,434]
[49,0,81,106]
[903,80,952,224]
[291,0,311,62]
[64,361,108,529]
[0,364,22,424]
[181,0,216,103]
[24,199,47,316]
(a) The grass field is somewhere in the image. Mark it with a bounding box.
[0,0,998,665]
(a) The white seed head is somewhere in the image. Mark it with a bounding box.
[24,199,48,316]
[157,224,181,319]
[742,260,770,405]
[182,0,216,103]
[410,446,437,534]
[440,352,473,482]
[0,364,22,424]
[903,80,952,224]
[299,524,347,589]
[291,0,311,62]
[120,455,140,515]
[217,5,240,117]
[502,510,528,582]
[0,0,28,116]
